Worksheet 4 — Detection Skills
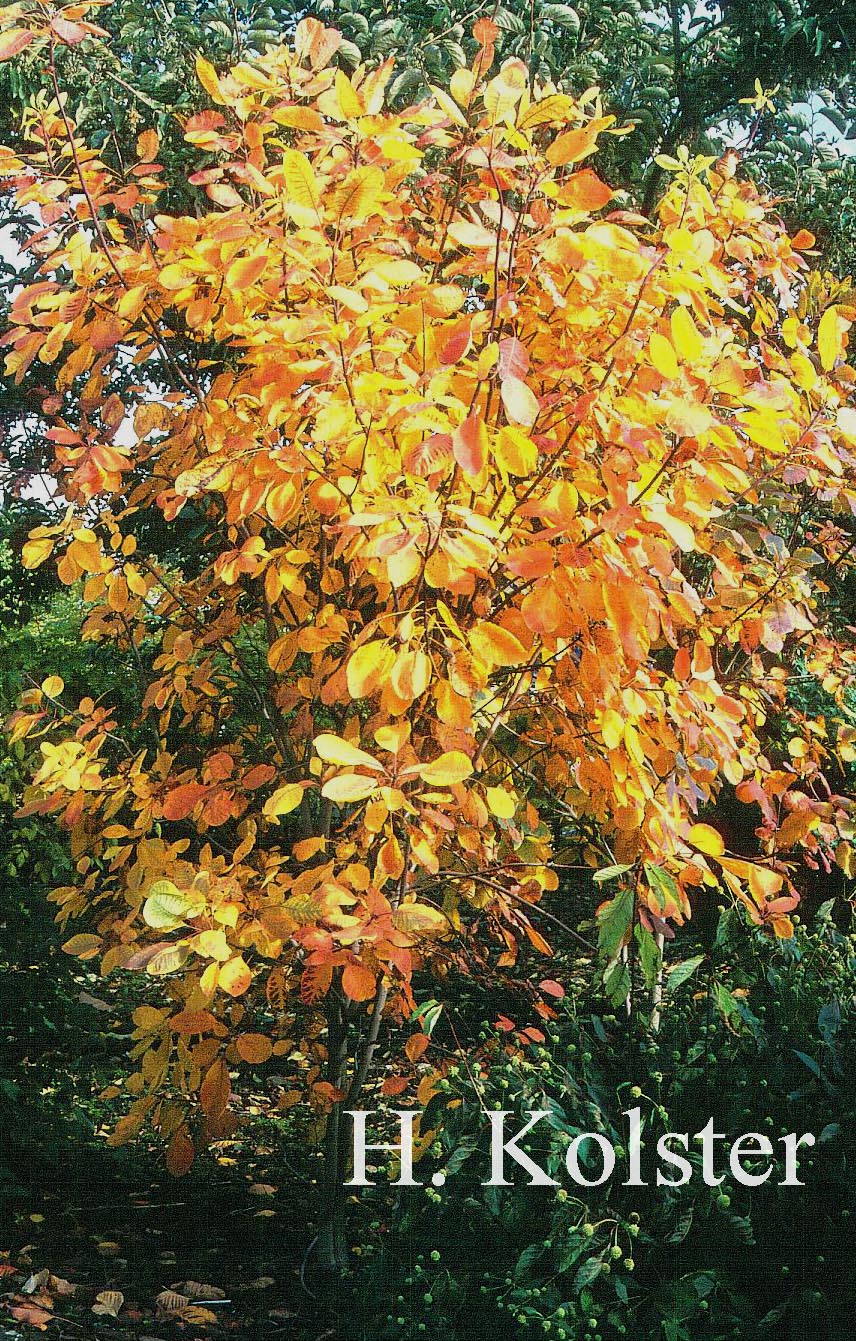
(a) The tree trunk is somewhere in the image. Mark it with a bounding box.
[316,1099,349,1274]
[313,980,390,1276]
[315,991,351,1276]
[649,931,666,1033]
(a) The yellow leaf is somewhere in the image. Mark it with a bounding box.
[314,733,384,770]
[500,375,540,426]
[470,621,528,668]
[191,928,232,960]
[391,902,450,938]
[22,536,54,569]
[648,331,679,380]
[331,165,384,222]
[688,823,725,857]
[195,54,225,104]
[747,864,784,901]
[143,883,202,930]
[670,305,704,363]
[518,93,576,130]
[418,751,473,786]
[601,709,624,750]
[429,84,468,128]
[486,786,516,819]
[321,773,378,803]
[159,263,197,291]
[346,640,395,699]
[282,149,320,211]
[263,782,306,818]
[818,305,847,371]
[219,955,252,997]
[335,67,364,119]
[41,674,64,697]
[495,424,537,475]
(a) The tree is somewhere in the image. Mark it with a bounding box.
[1,4,855,1270]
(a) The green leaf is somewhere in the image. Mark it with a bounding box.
[515,1241,547,1280]
[636,923,661,989]
[596,885,634,959]
[712,980,740,1023]
[643,862,679,913]
[142,882,203,930]
[574,1257,602,1292]
[593,862,632,884]
[604,958,631,1006]
[666,954,705,991]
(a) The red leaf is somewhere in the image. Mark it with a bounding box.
[166,1126,195,1177]
[0,29,35,61]
[50,15,89,44]
[381,1075,409,1096]
[538,978,565,999]
[452,413,487,476]
[498,336,529,380]
[162,782,207,820]
[439,323,471,365]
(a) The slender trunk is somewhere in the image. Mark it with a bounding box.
[649,931,666,1033]
[314,980,390,1275]
[316,990,350,1275]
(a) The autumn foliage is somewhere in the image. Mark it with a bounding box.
[2,1,856,1188]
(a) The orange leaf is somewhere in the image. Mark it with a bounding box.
[453,413,487,476]
[405,1032,430,1062]
[166,1127,195,1177]
[342,961,377,1001]
[200,1058,231,1117]
[546,123,600,166]
[560,168,612,212]
[226,254,268,291]
[236,1033,273,1064]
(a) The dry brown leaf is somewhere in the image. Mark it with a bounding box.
[156,1288,190,1314]
[180,1305,220,1325]
[92,1289,124,1316]
[175,1279,226,1299]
